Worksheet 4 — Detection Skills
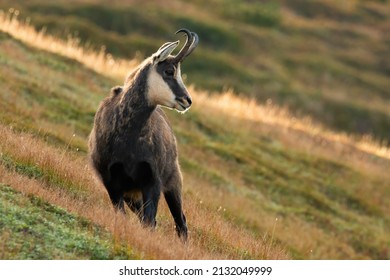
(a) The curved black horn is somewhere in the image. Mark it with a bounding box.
[173,28,194,63]
[184,32,199,59]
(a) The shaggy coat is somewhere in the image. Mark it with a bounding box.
[89,30,198,240]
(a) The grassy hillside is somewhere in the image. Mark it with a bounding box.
[1,0,389,142]
[0,4,390,259]
[0,31,287,259]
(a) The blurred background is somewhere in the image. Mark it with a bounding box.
[2,0,389,142]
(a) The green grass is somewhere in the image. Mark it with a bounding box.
[169,105,390,259]
[0,184,138,259]
[0,31,109,149]
[169,102,390,259]
[0,153,87,198]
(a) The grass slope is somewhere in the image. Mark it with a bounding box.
[0,184,137,259]
[0,21,389,259]
[1,0,389,142]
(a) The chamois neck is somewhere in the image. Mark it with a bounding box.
[116,63,155,132]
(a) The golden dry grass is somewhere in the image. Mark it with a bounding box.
[0,8,139,80]
[194,88,390,184]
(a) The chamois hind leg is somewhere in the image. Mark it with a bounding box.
[106,162,131,213]
[164,171,188,241]
[124,194,143,221]
[106,182,125,213]
[134,162,160,228]
[141,185,161,228]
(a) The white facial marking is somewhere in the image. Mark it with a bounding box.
[175,64,192,113]
[147,67,176,109]
[176,64,186,89]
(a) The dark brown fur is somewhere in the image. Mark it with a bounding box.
[89,60,188,239]
[89,29,198,241]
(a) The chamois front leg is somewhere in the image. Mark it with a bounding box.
[164,189,188,241]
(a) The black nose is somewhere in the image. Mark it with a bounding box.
[176,96,192,108]
[186,96,192,106]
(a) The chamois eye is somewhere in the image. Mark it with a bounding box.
[164,68,175,77]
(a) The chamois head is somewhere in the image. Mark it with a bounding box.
[147,28,199,113]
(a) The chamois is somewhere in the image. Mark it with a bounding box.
[88,29,198,240]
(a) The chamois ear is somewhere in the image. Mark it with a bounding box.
[110,86,123,96]
[153,41,179,64]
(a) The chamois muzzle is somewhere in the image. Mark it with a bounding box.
[175,96,192,110]
[173,28,199,63]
